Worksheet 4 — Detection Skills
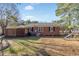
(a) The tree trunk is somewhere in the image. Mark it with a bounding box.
[1,19,8,35]
[1,26,6,35]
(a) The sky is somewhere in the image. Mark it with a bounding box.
[17,3,59,22]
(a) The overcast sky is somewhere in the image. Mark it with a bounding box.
[17,3,59,22]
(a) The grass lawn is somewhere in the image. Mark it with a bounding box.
[2,37,79,56]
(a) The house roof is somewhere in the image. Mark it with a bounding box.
[6,25,25,29]
[6,23,63,29]
[25,23,61,27]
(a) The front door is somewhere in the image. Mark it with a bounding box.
[31,27,34,32]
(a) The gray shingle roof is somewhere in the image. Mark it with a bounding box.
[25,23,60,27]
[6,23,62,29]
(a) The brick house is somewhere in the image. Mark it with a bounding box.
[4,23,62,37]
[25,23,61,36]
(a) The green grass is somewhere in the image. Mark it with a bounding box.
[9,47,17,54]
[15,36,40,40]
[3,37,41,56]
[15,39,39,55]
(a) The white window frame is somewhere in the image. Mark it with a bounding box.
[38,27,43,32]
[49,27,53,32]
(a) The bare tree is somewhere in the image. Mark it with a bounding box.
[0,3,20,35]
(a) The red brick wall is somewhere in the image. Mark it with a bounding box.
[27,27,60,36]
[41,27,53,36]
[4,29,16,36]
[16,28,25,36]
[41,27,60,36]
[53,27,60,35]
[4,28,25,37]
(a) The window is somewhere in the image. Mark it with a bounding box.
[31,27,34,32]
[48,27,53,32]
[29,27,34,32]
[38,27,42,32]
[53,27,55,31]
[48,27,51,32]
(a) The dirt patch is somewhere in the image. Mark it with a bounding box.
[2,37,79,56]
